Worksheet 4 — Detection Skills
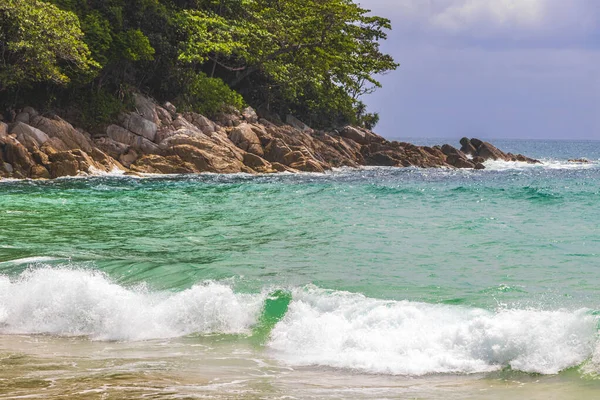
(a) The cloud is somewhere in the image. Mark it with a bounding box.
[356,1,600,139]
[360,0,599,47]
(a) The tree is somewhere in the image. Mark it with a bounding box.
[0,0,98,91]
[175,0,398,128]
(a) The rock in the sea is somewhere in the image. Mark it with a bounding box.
[459,137,478,156]
[476,142,507,161]
[446,153,475,169]
[243,152,274,173]
[30,164,50,179]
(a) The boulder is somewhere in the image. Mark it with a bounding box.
[289,158,325,173]
[446,154,475,169]
[243,152,274,173]
[367,152,400,166]
[155,106,173,126]
[168,144,211,171]
[459,137,478,156]
[474,163,486,170]
[30,164,50,179]
[10,122,50,148]
[477,142,507,161]
[31,149,50,166]
[271,162,297,173]
[119,149,138,168]
[263,139,293,165]
[0,136,35,172]
[48,149,100,178]
[107,124,160,154]
[48,151,80,177]
[441,144,463,156]
[242,107,258,123]
[171,115,197,131]
[22,107,38,117]
[107,125,137,146]
[119,112,157,142]
[0,122,7,138]
[14,112,30,124]
[339,126,369,145]
[2,162,13,174]
[163,102,177,116]
[183,112,218,135]
[228,123,264,156]
[95,136,130,159]
[30,115,92,153]
[214,107,242,127]
[90,148,124,172]
[131,154,195,174]
[133,93,160,125]
[470,138,484,148]
[286,115,311,132]
[283,150,305,166]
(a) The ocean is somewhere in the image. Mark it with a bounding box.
[1,139,599,399]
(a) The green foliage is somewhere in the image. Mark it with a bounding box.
[175,9,242,65]
[71,87,129,132]
[0,0,98,90]
[116,29,155,61]
[2,0,396,130]
[81,11,113,66]
[174,71,244,117]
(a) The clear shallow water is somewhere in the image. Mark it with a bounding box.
[1,140,600,398]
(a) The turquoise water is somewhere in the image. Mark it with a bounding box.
[1,140,600,398]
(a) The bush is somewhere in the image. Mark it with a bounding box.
[71,88,129,132]
[174,71,244,117]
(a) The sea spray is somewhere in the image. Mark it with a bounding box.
[0,267,265,341]
[268,286,599,375]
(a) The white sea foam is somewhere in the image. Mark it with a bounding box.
[0,256,62,266]
[87,165,127,177]
[268,286,598,375]
[483,159,599,171]
[0,267,264,341]
[1,269,597,375]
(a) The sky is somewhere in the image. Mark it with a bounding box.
[359,0,600,140]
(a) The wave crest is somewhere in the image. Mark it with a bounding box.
[269,287,598,375]
[0,267,264,341]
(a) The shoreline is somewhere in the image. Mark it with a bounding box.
[0,93,539,181]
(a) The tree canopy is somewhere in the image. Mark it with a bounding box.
[0,0,398,130]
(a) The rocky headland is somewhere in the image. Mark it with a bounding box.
[0,94,539,179]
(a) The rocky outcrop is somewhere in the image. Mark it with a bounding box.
[459,137,540,164]
[0,96,540,179]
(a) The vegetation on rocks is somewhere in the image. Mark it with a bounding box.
[1,0,398,130]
